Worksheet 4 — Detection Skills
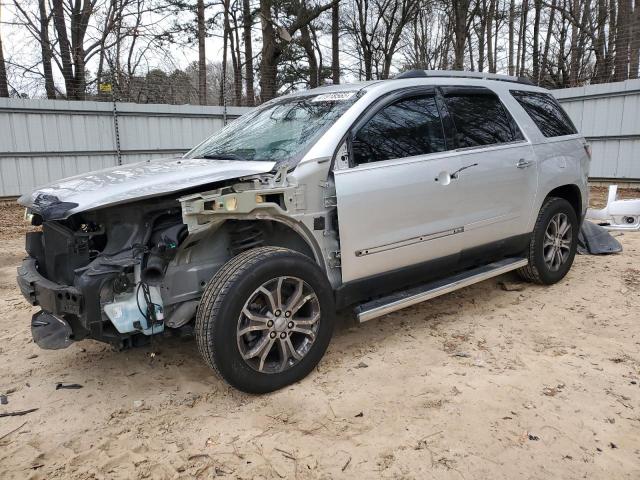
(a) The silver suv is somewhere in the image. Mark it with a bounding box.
[17,70,590,392]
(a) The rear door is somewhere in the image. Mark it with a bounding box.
[439,87,538,252]
[333,89,466,283]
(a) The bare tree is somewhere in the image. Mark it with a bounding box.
[197,0,207,104]
[0,32,8,97]
[331,0,340,83]
[631,0,640,78]
[532,0,542,81]
[259,0,334,101]
[346,0,419,79]
[508,0,515,74]
[243,0,256,104]
[614,0,631,81]
[451,0,476,69]
[38,0,56,98]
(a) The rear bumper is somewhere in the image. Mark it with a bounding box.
[17,258,83,316]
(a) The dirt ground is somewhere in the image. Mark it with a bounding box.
[1,191,640,479]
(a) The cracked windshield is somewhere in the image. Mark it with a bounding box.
[185,92,360,164]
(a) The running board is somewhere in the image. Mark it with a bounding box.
[354,257,528,323]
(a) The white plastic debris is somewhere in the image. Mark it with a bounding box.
[586,185,640,231]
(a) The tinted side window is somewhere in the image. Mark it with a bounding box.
[352,96,446,164]
[511,91,577,137]
[444,93,523,148]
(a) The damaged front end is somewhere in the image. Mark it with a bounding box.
[18,198,189,349]
[17,166,319,351]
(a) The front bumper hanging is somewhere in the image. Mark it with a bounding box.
[17,257,82,349]
[17,258,83,315]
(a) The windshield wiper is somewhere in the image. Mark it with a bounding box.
[202,153,245,160]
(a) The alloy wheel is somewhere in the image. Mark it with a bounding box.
[543,212,572,272]
[236,276,321,374]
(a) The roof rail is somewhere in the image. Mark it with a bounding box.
[395,69,534,86]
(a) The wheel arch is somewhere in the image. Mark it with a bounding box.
[546,184,582,218]
[230,218,320,262]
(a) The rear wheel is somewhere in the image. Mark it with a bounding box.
[195,247,335,393]
[518,197,578,285]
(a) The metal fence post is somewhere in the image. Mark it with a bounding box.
[112,89,122,166]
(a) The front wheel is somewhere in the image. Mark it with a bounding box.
[195,247,335,393]
[518,197,579,285]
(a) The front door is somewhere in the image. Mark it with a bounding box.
[333,91,466,283]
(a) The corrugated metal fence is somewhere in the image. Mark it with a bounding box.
[554,79,640,180]
[0,98,251,197]
[1,82,638,196]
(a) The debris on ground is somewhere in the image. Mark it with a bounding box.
[499,281,526,292]
[0,395,7,405]
[578,221,623,255]
[0,408,38,418]
[133,400,149,411]
[55,383,83,390]
[586,185,640,232]
[542,384,565,396]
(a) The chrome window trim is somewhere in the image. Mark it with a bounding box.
[337,139,532,174]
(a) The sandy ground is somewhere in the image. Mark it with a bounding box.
[1,194,640,479]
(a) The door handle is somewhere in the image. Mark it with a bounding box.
[516,159,533,169]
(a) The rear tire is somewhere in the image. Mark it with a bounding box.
[195,246,335,393]
[518,197,578,285]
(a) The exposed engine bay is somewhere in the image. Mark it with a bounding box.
[18,168,325,350]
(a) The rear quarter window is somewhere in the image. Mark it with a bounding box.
[511,90,578,137]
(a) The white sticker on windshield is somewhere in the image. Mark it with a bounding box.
[311,91,357,102]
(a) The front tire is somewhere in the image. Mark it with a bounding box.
[518,197,579,285]
[195,246,335,393]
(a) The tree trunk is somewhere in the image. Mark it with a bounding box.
[259,0,278,101]
[558,0,568,86]
[607,0,617,79]
[0,33,8,97]
[477,0,487,71]
[73,51,86,100]
[243,0,255,105]
[630,0,640,78]
[540,0,556,84]
[519,0,529,76]
[532,0,541,83]
[51,0,76,99]
[452,0,470,69]
[508,0,515,75]
[569,0,580,86]
[221,9,229,105]
[332,0,340,83]
[223,1,241,105]
[594,0,607,82]
[468,34,476,71]
[486,0,496,72]
[197,0,207,104]
[615,0,630,81]
[232,13,243,105]
[38,0,56,98]
[300,24,319,87]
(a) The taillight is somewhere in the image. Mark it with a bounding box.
[584,143,592,159]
